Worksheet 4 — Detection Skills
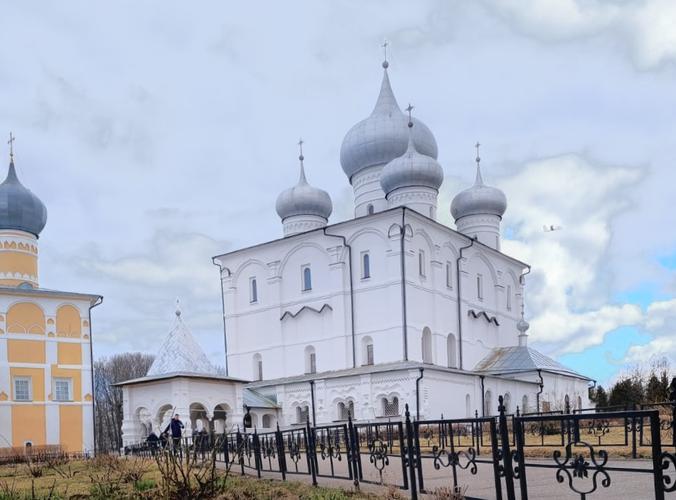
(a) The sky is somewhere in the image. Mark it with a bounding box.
[0,1,674,386]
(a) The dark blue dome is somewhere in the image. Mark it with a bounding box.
[0,162,47,237]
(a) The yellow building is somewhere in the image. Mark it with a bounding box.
[0,147,101,453]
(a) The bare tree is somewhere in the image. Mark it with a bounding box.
[94,353,154,453]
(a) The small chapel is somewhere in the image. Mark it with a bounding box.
[120,55,592,445]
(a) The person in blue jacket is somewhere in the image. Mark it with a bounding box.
[163,414,185,451]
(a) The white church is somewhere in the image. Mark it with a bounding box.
[120,57,592,445]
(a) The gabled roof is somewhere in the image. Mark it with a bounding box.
[146,309,216,377]
[474,346,591,380]
[244,388,279,409]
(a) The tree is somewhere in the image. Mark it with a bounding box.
[94,352,154,453]
[645,373,669,403]
[608,376,644,409]
[592,385,609,408]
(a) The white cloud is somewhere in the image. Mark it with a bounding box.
[496,154,646,353]
[481,0,676,69]
[626,298,676,362]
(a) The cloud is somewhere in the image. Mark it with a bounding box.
[626,298,676,362]
[495,154,646,353]
[481,0,676,69]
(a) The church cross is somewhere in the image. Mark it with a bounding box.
[475,142,481,167]
[382,39,389,64]
[405,103,414,127]
[298,138,304,162]
[7,132,15,162]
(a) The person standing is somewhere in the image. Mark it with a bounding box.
[164,414,185,453]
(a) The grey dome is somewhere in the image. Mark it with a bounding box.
[340,68,438,181]
[0,162,47,237]
[380,129,444,195]
[276,162,332,221]
[451,165,507,220]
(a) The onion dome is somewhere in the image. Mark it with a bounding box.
[451,148,506,221]
[275,146,332,222]
[0,159,47,237]
[380,118,443,195]
[339,62,438,182]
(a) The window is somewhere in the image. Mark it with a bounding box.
[477,274,484,300]
[13,377,31,401]
[447,334,457,368]
[422,327,432,364]
[305,346,316,374]
[382,397,399,417]
[249,277,258,303]
[362,336,374,366]
[262,414,273,428]
[522,395,529,414]
[484,390,493,416]
[337,400,354,420]
[465,394,471,418]
[296,405,309,424]
[367,204,374,215]
[446,262,453,288]
[302,266,312,291]
[54,378,72,401]
[361,252,371,279]
[503,393,511,414]
[418,250,426,277]
[253,353,263,381]
[506,285,512,311]
[577,396,583,410]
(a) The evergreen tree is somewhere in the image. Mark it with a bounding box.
[645,373,668,403]
[608,377,644,409]
[593,385,609,408]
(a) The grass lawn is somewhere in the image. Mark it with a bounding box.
[0,456,399,499]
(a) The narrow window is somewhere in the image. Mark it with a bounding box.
[422,328,432,363]
[477,274,483,300]
[418,250,426,277]
[54,378,72,402]
[253,354,263,381]
[14,377,31,401]
[367,204,374,215]
[249,277,258,303]
[506,285,512,311]
[382,397,400,417]
[362,252,371,279]
[305,346,317,374]
[446,262,453,288]
[367,343,374,365]
[302,266,312,291]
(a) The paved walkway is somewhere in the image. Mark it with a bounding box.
[219,454,665,499]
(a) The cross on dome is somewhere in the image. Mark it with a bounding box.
[7,132,15,163]
[382,39,389,68]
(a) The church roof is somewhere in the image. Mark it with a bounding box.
[473,346,590,380]
[0,160,48,237]
[146,308,216,377]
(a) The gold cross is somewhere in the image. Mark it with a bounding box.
[7,132,15,162]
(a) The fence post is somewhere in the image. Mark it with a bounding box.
[650,410,665,500]
[514,412,528,500]
[475,409,482,455]
[236,428,245,476]
[306,416,318,486]
[670,377,676,449]
[347,411,360,489]
[253,428,262,478]
[275,423,286,481]
[498,395,517,500]
[404,404,418,499]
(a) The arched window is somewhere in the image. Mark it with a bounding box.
[249,277,258,303]
[477,274,484,300]
[367,204,374,215]
[564,394,570,412]
[418,250,426,277]
[506,285,512,311]
[296,405,309,424]
[447,333,457,368]
[577,395,583,410]
[305,345,316,374]
[422,327,432,364]
[446,262,453,288]
[338,401,353,421]
[302,266,312,291]
[362,252,371,279]
[503,393,511,414]
[262,414,273,428]
[484,390,493,416]
[465,394,471,418]
[362,336,374,366]
[381,396,399,417]
[253,353,263,381]
[522,395,529,414]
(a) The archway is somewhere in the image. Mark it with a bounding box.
[189,403,209,434]
[213,404,230,434]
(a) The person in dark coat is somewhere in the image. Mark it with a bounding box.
[164,414,185,452]
[146,431,159,455]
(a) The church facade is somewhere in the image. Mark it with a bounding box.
[211,59,592,426]
[0,144,101,453]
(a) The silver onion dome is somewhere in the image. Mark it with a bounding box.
[380,123,443,195]
[340,64,438,182]
[0,161,47,237]
[276,156,332,221]
[451,162,507,221]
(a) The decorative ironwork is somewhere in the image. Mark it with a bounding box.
[553,441,610,497]
[510,449,521,479]
[432,445,477,475]
[661,451,676,493]
[367,437,391,484]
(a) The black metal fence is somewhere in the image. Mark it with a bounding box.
[127,397,676,499]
